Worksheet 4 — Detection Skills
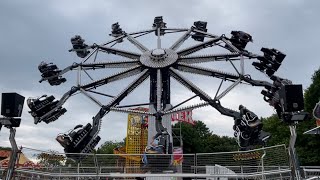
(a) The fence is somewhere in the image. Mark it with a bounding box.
[0,144,305,179]
[302,166,320,179]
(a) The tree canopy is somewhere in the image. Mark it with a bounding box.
[0,147,11,151]
[172,121,238,153]
[262,68,320,165]
[96,140,125,154]
[296,68,320,165]
[95,121,237,155]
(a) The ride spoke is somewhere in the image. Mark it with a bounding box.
[81,66,144,90]
[169,67,239,117]
[80,60,140,70]
[156,69,162,112]
[106,69,149,108]
[170,29,192,51]
[96,45,141,59]
[89,69,150,144]
[176,37,221,56]
[126,34,149,52]
[175,63,240,81]
[178,52,241,64]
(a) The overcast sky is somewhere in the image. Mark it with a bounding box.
[0,0,319,153]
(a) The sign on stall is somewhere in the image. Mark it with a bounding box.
[171,110,194,125]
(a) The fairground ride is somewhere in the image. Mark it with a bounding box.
[26,17,308,174]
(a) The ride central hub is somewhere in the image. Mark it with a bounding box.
[140,48,178,68]
[151,49,167,60]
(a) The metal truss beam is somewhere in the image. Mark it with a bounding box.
[215,79,241,100]
[161,68,171,107]
[115,102,152,108]
[101,35,126,46]
[82,47,99,63]
[81,66,144,90]
[80,60,140,70]
[126,34,149,52]
[105,69,150,109]
[88,69,149,146]
[170,29,192,51]
[169,68,213,101]
[221,37,241,53]
[80,88,103,107]
[175,63,240,81]
[177,37,221,56]
[178,52,241,64]
[163,28,190,31]
[169,68,240,118]
[164,101,209,115]
[126,29,155,36]
[156,69,162,112]
[87,90,114,98]
[96,45,141,59]
[110,107,153,116]
[169,95,198,110]
[192,28,220,38]
[242,76,273,87]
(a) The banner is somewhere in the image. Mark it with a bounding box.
[173,147,183,165]
[171,110,194,125]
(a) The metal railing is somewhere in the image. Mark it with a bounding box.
[1,144,309,179]
[302,166,320,179]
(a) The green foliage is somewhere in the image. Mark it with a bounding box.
[304,69,320,112]
[295,120,320,165]
[0,147,11,151]
[96,140,125,154]
[173,121,238,153]
[262,115,290,146]
[296,68,320,165]
[64,140,125,168]
[262,68,320,165]
[36,150,64,167]
[263,115,320,165]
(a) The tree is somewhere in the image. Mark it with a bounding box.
[262,113,320,166]
[0,147,11,151]
[207,135,238,152]
[296,68,320,165]
[262,68,320,165]
[262,115,290,146]
[96,140,125,154]
[173,121,238,153]
[36,150,65,167]
[94,140,126,168]
[304,69,320,113]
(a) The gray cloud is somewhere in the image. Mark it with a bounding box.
[0,0,318,152]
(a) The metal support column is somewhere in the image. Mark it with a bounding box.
[77,163,80,180]
[288,125,301,180]
[260,149,267,180]
[5,128,18,180]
